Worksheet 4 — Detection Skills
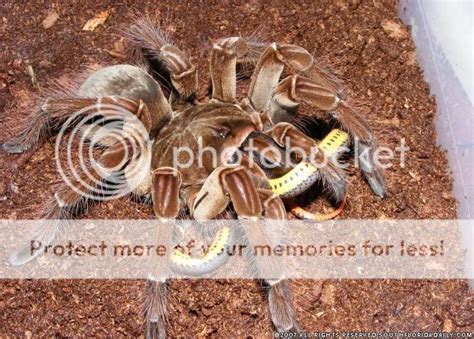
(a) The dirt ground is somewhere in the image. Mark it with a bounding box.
[1,0,473,337]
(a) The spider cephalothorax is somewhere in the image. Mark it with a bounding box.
[4,16,386,337]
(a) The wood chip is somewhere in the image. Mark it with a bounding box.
[381,19,408,40]
[106,50,127,60]
[0,77,7,92]
[27,65,39,89]
[405,51,417,66]
[320,283,336,305]
[82,10,110,31]
[443,318,453,332]
[42,11,59,29]
[408,171,421,181]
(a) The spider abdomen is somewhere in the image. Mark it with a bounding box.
[79,64,171,127]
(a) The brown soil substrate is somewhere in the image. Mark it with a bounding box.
[1,0,472,337]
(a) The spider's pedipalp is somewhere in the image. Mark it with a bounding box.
[248,43,313,111]
[123,16,198,100]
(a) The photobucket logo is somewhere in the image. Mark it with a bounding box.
[55,104,151,201]
[172,136,409,171]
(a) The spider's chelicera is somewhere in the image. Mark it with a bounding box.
[4,16,386,337]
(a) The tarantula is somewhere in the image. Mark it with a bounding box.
[4,17,386,337]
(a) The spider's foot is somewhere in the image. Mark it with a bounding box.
[145,319,166,339]
[356,142,387,198]
[365,171,387,198]
[2,139,26,154]
[268,280,302,334]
